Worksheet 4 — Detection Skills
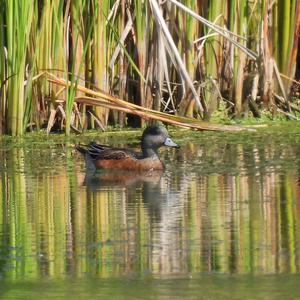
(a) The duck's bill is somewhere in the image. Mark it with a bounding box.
[164,137,180,148]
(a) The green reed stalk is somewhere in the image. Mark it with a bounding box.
[38,0,67,88]
[92,0,111,126]
[23,0,67,131]
[0,1,5,134]
[65,0,83,135]
[204,0,225,119]
[66,0,95,135]
[184,0,198,76]
[65,0,88,135]
[5,0,34,135]
[22,1,38,131]
[272,0,279,63]
[176,1,200,116]
[134,0,149,110]
[278,0,291,73]
[286,0,300,78]
[205,0,224,80]
[283,1,299,91]
[271,0,300,95]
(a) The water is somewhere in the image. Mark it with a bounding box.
[1,126,300,299]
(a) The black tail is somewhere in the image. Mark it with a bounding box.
[76,145,90,156]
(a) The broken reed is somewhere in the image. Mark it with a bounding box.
[0,0,299,136]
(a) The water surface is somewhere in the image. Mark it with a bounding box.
[1,125,300,299]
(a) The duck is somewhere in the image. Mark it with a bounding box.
[76,125,179,171]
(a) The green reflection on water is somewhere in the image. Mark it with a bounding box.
[1,128,300,298]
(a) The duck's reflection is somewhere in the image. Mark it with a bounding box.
[80,169,182,223]
[81,169,167,221]
[79,168,187,275]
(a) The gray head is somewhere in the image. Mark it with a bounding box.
[141,125,179,158]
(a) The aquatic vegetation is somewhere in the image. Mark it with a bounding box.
[0,1,299,135]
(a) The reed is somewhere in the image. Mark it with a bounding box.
[0,0,299,135]
[3,1,34,135]
[91,0,111,126]
[273,0,300,93]
[229,0,248,117]
[0,1,5,134]
[204,0,226,119]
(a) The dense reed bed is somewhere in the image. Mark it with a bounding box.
[0,0,299,135]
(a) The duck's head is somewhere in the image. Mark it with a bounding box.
[141,125,179,157]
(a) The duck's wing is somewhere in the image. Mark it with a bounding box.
[77,142,140,160]
[93,148,133,160]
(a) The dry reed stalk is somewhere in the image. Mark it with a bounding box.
[45,71,259,132]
